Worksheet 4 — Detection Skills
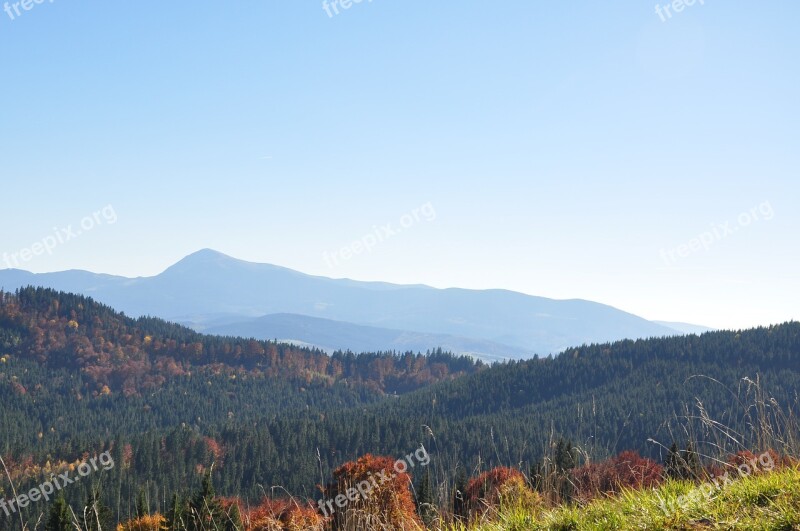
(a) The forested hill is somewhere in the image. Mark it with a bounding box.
[0,287,482,396]
[1,286,798,524]
[342,320,800,461]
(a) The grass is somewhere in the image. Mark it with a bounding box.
[444,465,800,530]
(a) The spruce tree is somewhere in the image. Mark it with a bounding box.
[665,442,682,480]
[136,488,149,518]
[453,466,467,520]
[79,488,113,531]
[682,443,701,480]
[188,472,223,531]
[45,493,72,531]
[166,493,186,531]
[222,502,242,531]
[416,468,437,527]
[554,438,577,503]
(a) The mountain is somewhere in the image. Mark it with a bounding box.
[203,313,529,361]
[0,249,689,359]
[654,320,716,335]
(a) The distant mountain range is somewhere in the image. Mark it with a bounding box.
[0,249,712,360]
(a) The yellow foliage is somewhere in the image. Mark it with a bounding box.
[67,320,79,329]
[116,514,166,531]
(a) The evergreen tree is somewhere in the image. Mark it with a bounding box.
[78,488,113,531]
[416,468,437,527]
[45,493,72,531]
[166,493,186,531]
[665,442,682,480]
[554,438,577,503]
[555,439,576,473]
[136,488,148,518]
[452,466,467,520]
[222,502,242,531]
[682,443,701,480]
[188,472,223,531]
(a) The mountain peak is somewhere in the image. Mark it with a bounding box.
[185,248,235,261]
[161,249,243,276]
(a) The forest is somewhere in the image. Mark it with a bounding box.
[1,287,798,529]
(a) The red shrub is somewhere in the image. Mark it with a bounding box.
[465,467,538,519]
[726,449,782,475]
[242,497,324,531]
[325,454,423,530]
[574,451,664,501]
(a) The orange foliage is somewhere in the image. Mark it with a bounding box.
[327,454,423,530]
[1,288,479,397]
[573,450,664,501]
[203,437,224,462]
[465,467,538,519]
[116,513,166,531]
[240,497,324,531]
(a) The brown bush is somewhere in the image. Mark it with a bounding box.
[573,450,664,501]
[465,467,539,520]
[242,497,324,531]
[325,454,423,530]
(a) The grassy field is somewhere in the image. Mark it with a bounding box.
[446,466,800,531]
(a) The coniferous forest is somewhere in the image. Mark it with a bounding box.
[1,287,799,529]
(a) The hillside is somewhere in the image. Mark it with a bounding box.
[452,466,800,530]
[0,286,481,397]
[1,286,798,527]
[202,313,528,362]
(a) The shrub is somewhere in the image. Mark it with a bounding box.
[326,454,423,530]
[465,467,539,520]
[573,451,663,501]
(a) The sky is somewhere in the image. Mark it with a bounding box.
[0,1,797,331]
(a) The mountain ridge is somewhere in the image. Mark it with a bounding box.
[0,249,703,360]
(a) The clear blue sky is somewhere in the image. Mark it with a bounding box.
[1,1,797,330]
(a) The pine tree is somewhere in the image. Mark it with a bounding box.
[222,502,242,531]
[554,438,577,503]
[682,443,701,480]
[188,472,223,531]
[166,493,186,531]
[79,488,113,531]
[136,488,149,518]
[453,466,467,520]
[555,439,576,473]
[665,442,682,480]
[416,468,436,527]
[46,493,72,531]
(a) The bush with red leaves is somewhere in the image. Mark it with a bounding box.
[324,454,423,530]
[240,497,324,531]
[464,467,539,520]
[573,450,664,501]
